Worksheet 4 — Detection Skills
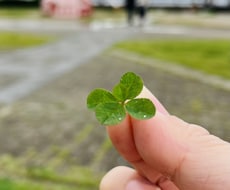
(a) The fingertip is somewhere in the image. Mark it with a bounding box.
[138,86,169,116]
[100,166,161,190]
[99,166,136,190]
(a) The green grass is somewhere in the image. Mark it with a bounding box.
[0,177,97,190]
[0,8,40,19]
[0,178,66,190]
[0,32,53,51]
[0,7,124,21]
[91,137,113,168]
[80,7,125,24]
[93,8,124,19]
[114,39,230,79]
[0,154,101,190]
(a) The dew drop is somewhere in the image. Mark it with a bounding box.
[143,115,147,118]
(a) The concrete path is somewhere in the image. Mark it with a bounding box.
[1,18,230,104]
[0,19,230,176]
[0,21,133,103]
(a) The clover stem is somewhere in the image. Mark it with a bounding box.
[121,101,126,106]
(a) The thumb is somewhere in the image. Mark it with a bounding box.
[132,109,230,190]
[107,86,227,189]
[107,86,189,177]
[131,111,190,178]
[100,166,161,190]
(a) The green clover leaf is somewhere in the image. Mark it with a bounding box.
[87,72,156,126]
[87,88,117,110]
[112,72,143,101]
[125,98,156,120]
[95,102,126,126]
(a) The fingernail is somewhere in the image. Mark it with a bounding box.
[126,180,161,190]
[126,180,142,190]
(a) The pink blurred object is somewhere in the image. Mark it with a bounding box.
[41,0,92,19]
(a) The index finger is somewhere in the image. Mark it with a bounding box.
[106,86,169,162]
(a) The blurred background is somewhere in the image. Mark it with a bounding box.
[0,0,230,189]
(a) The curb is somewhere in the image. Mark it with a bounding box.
[109,49,230,91]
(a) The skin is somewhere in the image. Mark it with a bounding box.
[100,87,230,190]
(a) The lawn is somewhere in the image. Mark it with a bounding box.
[0,7,40,19]
[114,39,230,79]
[0,32,53,51]
[0,6,125,21]
[0,155,100,190]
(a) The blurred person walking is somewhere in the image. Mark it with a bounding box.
[136,0,148,26]
[125,0,136,26]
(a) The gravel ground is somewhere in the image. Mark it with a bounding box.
[0,15,230,176]
[0,47,229,173]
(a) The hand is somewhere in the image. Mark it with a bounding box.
[100,87,230,190]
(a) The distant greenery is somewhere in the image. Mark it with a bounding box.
[93,7,125,20]
[114,39,230,79]
[79,7,125,24]
[0,7,40,18]
[0,154,100,190]
[0,7,124,20]
[0,177,98,190]
[0,32,53,51]
[0,178,64,190]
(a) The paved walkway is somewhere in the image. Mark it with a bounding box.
[0,21,132,103]
[0,19,229,176]
[1,19,230,104]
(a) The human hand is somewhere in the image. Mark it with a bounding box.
[100,87,230,190]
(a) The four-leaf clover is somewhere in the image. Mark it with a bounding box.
[87,72,156,125]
